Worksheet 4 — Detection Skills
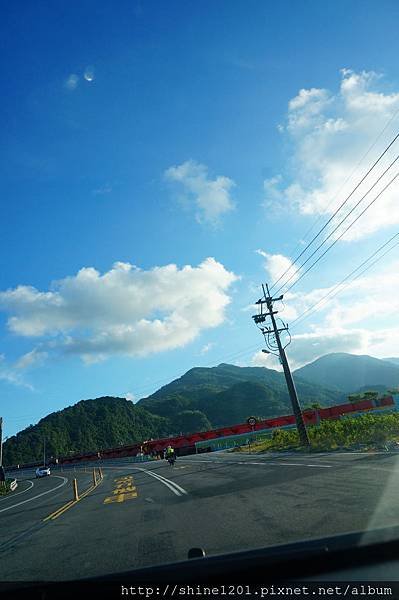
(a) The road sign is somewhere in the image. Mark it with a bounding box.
[247,417,257,426]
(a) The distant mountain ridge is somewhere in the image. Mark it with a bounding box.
[5,353,399,466]
[4,363,342,465]
[137,362,342,427]
[294,353,399,393]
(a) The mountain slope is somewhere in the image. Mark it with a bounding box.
[294,353,399,393]
[7,357,382,466]
[3,397,169,466]
[138,362,342,426]
[196,381,288,428]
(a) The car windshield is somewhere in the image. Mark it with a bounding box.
[1,0,399,587]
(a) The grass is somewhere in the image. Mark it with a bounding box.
[232,412,399,454]
[0,479,13,495]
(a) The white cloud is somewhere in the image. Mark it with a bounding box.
[125,392,136,402]
[265,69,399,239]
[289,328,368,369]
[14,349,48,370]
[0,354,34,390]
[0,259,237,363]
[251,350,281,370]
[64,74,79,90]
[165,160,235,225]
[249,256,399,369]
[251,327,368,371]
[323,267,399,330]
[200,342,215,355]
[256,249,299,287]
[288,260,399,332]
[286,325,398,370]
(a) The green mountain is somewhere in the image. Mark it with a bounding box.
[294,353,399,393]
[4,360,366,466]
[138,362,342,427]
[3,397,169,466]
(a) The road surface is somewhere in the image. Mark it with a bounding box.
[1,451,399,581]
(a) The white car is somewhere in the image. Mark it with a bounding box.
[35,467,51,478]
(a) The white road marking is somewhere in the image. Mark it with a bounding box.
[0,480,34,502]
[181,457,333,468]
[136,468,188,497]
[242,461,332,468]
[0,476,68,514]
[185,459,213,463]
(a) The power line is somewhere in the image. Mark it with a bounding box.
[290,232,399,329]
[270,131,399,292]
[281,107,399,263]
[277,164,399,295]
[284,169,399,294]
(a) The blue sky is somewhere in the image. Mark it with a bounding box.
[1,0,399,438]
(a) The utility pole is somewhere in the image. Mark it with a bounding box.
[252,284,310,449]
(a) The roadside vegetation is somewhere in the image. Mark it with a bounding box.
[0,479,14,496]
[234,413,399,453]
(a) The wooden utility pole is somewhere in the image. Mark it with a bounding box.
[252,284,310,449]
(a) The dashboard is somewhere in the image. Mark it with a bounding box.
[3,525,399,599]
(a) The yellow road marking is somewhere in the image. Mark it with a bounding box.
[43,500,75,522]
[104,494,124,504]
[49,499,79,519]
[112,485,136,494]
[121,491,137,500]
[104,475,137,504]
[43,475,104,521]
[104,491,138,504]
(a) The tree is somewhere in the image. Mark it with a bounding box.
[173,411,211,435]
[3,397,170,465]
[348,394,364,403]
[363,391,379,401]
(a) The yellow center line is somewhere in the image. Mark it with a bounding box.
[43,500,75,522]
[43,473,104,521]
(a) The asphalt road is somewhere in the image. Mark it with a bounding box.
[1,451,399,581]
